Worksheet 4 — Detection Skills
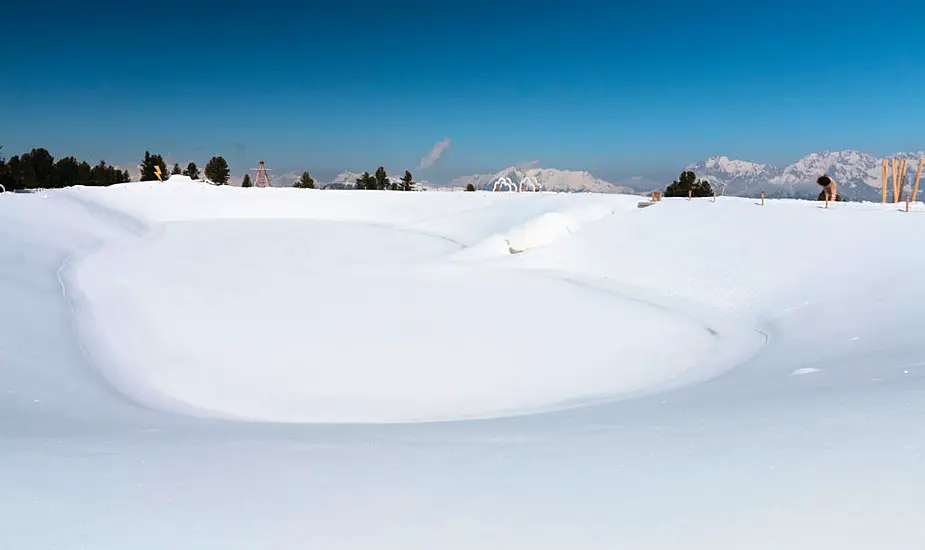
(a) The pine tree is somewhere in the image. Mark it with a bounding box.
[465,183,475,192]
[355,171,372,190]
[23,164,37,189]
[183,162,200,179]
[171,163,182,175]
[204,156,230,184]
[139,151,168,181]
[20,148,55,188]
[295,171,315,189]
[374,166,389,190]
[77,161,92,186]
[0,149,9,192]
[242,174,252,187]
[665,170,713,198]
[400,170,414,191]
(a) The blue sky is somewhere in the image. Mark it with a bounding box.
[2,0,924,184]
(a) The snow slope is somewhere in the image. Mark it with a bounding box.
[2,175,925,549]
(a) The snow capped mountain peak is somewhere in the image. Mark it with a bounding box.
[699,156,774,175]
[687,150,925,201]
[450,166,633,193]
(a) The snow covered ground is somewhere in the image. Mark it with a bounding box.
[2,176,924,548]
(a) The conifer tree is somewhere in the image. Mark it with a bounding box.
[242,174,252,187]
[171,162,182,175]
[665,170,713,198]
[465,183,475,192]
[295,171,315,188]
[183,162,200,179]
[374,166,389,190]
[139,151,167,181]
[400,170,414,191]
[204,156,230,184]
[355,171,372,190]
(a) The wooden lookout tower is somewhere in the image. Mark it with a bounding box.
[251,160,273,188]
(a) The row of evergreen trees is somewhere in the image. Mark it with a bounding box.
[354,167,415,191]
[0,146,238,192]
[139,151,230,184]
[0,145,424,193]
[0,147,130,191]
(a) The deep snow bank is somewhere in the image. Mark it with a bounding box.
[5,184,925,549]
[54,184,733,423]
[71,218,717,423]
[8,183,921,426]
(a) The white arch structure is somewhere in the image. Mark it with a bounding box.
[519,175,540,192]
[492,176,542,192]
[0,184,5,193]
[492,177,517,192]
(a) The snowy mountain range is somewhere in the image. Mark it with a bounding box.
[312,166,632,193]
[232,150,924,201]
[688,151,925,201]
[449,166,635,194]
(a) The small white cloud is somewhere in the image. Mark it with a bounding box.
[419,138,451,169]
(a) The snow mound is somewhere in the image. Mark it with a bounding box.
[452,202,618,260]
[5,184,925,548]
[70,218,718,423]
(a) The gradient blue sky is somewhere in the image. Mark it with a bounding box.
[2,0,924,183]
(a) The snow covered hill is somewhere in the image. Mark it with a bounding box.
[688,150,925,201]
[3,177,925,548]
[450,166,635,194]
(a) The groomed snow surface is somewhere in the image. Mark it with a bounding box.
[2,176,924,548]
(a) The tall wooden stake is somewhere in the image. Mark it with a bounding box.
[892,158,899,202]
[882,159,888,203]
[899,159,909,202]
[913,156,924,203]
[688,190,691,201]
[906,197,910,212]
[761,191,765,206]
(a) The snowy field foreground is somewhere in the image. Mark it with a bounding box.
[2,176,924,548]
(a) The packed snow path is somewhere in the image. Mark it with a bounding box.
[2,178,924,549]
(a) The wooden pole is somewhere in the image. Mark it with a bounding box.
[761,191,765,206]
[913,156,924,203]
[688,190,692,201]
[825,194,829,209]
[713,191,716,202]
[899,159,909,202]
[883,159,888,203]
[892,158,899,202]
[906,197,910,213]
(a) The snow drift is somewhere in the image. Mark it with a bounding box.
[2,176,925,549]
